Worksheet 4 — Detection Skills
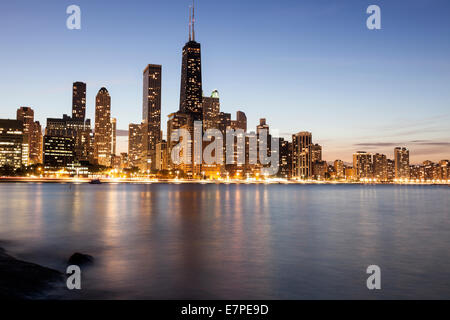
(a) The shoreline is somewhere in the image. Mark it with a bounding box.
[0,177,449,185]
[0,247,63,299]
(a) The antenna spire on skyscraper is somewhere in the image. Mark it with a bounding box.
[192,0,195,41]
[188,5,192,41]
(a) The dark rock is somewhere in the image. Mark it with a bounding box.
[68,252,94,266]
[0,247,63,299]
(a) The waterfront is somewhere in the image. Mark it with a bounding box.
[0,184,449,299]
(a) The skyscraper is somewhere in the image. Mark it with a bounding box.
[17,107,43,165]
[311,144,322,162]
[94,87,112,167]
[16,107,34,166]
[43,136,75,169]
[278,138,292,178]
[128,123,143,168]
[72,82,86,121]
[353,151,373,179]
[394,147,410,179]
[179,3,203,120]
[202,90,220,131]
[235,111,247,132]
[167,112,193,170]
[373,153,388,181]
[292,132,312,179]
[0,119,23,168]
[334,159,344,179]
[111,117,117,156]
[142,64,162,170]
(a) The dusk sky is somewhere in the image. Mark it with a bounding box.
[1,0,449,163]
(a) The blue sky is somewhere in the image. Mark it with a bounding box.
[1,0,449,163]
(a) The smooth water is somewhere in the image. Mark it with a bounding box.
[0,183,449,299]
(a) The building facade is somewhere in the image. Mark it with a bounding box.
[0,119,23,168]
[142,64,162,170]
[94,87,112,167]
[179,5,203,121]
[394,147,410,179]
[353,151,372,179]
[292,132,312,179]
[72,82,87,121]
[128,123,143,168]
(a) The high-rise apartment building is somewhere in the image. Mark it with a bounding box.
[142,64,162,170]
[16,107,42,165]
[94,87,112,167]
[394,147,410,179]
[292,132,312,179]
[373,153,388,181]
[128,123,143,168]
[353,151,372,179]
[202,90,220,131]
[72,82,86,121]
[111,118,117,156]
[311,144,322,162]
[278,139,292,178]
[334,160,344,179]
[155,140,168,171]
[0,119,23,168]
[235,111,247,133]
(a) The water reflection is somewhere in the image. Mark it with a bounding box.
[0,184,449,299]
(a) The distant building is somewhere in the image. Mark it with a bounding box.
[17,107,42,165]
[312,160,328,180]
[256,118,271,170]
[110,154,121,169]
[128,123,143,168]
[345,167,355,180]
[45,114,92,163]
[94,87,112,167]
[179,5,203,121]
[202,90,220,131]
[440,160,449,180]
[353,151,372,179]
[278,138,292,178]
[292,132,312,179]
[217,112,231,136]
[235,111,247,133]
[43,136,75,169]
[373,153,388,181]
[155,140,168,171]
[142,64,162,170]
[120,153,129,169]
[387,159,395,181]
[410,165,423,180]
[311,144,322,162]
[167,112,193,171]
[334,160,344,179]
[72,82,86,121]
[394,147,410,179]
[0,119,23,168]
[111,118,117,156]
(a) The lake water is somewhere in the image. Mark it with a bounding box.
[0,183,449,299]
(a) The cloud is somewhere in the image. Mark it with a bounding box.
[354,140,450,148]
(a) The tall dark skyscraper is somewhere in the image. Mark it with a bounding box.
[179,3,203,120]
[142,64,162,170]
[72,82,86,121]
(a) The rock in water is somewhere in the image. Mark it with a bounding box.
[68,252,94,266]
[0,247,63,299]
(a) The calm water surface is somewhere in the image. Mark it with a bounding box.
[0,183,449,299]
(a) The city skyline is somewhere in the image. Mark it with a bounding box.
[1,0,450,163]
